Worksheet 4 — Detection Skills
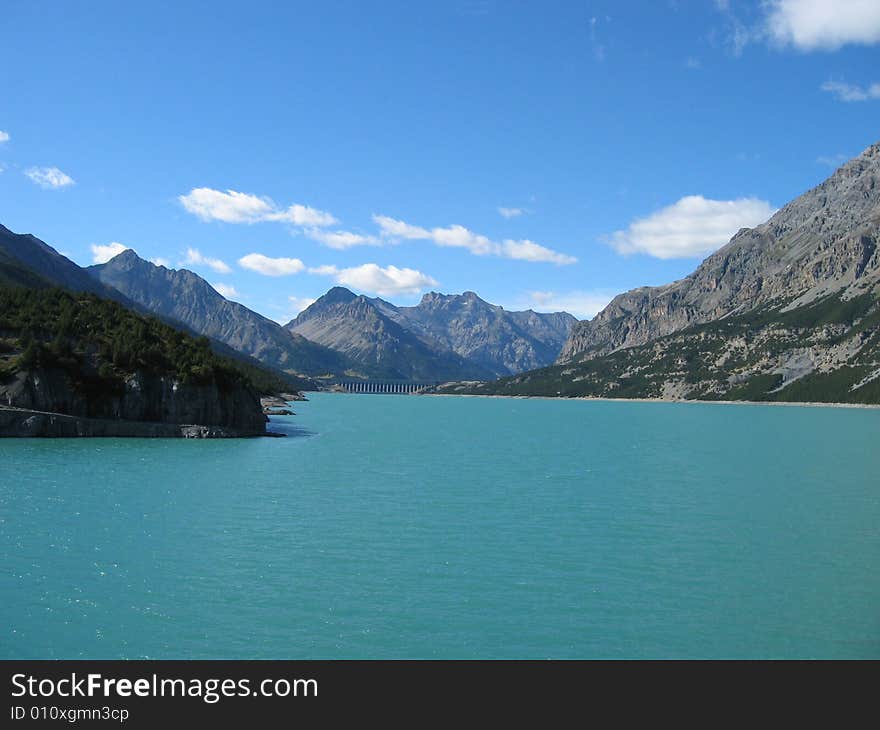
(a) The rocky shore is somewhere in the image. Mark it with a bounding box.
[0,367,272,438]
[0,406,271,437]
[260,393,304,416]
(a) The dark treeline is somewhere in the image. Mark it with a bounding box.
[0,287,293,394]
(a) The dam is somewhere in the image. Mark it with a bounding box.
[330,380,440,394]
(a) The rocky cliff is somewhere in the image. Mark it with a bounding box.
[559,141,880,362]
[0,287,270,437]
[1,367,267,435]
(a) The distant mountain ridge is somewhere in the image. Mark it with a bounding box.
[89,251,367,380]
[378,291,576,376]
[287,287,576,380]
[286,287,495,381]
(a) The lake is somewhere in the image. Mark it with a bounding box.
[2,393,878,658]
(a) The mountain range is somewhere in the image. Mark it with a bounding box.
[287,288,576,381]
[88,251,360,380]
[442,141,880,404]
[0,226,577,385]
[6,140,877,405]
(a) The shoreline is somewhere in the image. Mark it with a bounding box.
[0,405,279,438]
[422,392,880,410]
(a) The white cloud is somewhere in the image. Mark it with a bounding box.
[501,239,577,265]
[498,206,525,218]
[179,188,274,223]
[182,247,232,274]
[306,228,381,249]
[178,187,337,227]
[238,253,305,276]
[310,263,438,297]
[90,242,129,264]
[820,80,880,102]
[608,195,776,259]
[211,282,240,299]
[430,224,498,255]
[524,290,615,320]
[25,166,75,189]
[269,204,337,227]
[372,215,431,240]
[150,257,171,268]
[372,214,576,265]
[0,130,9,143]
[765,0,880,50]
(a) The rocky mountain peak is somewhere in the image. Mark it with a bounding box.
[320,286,359,305]
[418,291,445,306]
[559,139,880,363]
[106,248,139,266]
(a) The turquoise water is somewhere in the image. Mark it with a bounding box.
[2,393,879,659]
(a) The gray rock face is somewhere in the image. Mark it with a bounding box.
[287,288,495,381]
[89,251,358,378]
[559,141,880,362]
[383,291,577,377]
[0,368,267,436]
[288,288,576,380]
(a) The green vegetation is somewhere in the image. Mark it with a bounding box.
[450,292,880,405]
[773,366,880,405]
[724,374,782,401]
[739,293,877,330]
[0,287,294,394]
[0,251,52,289]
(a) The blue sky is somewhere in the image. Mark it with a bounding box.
[0,0,878,321]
